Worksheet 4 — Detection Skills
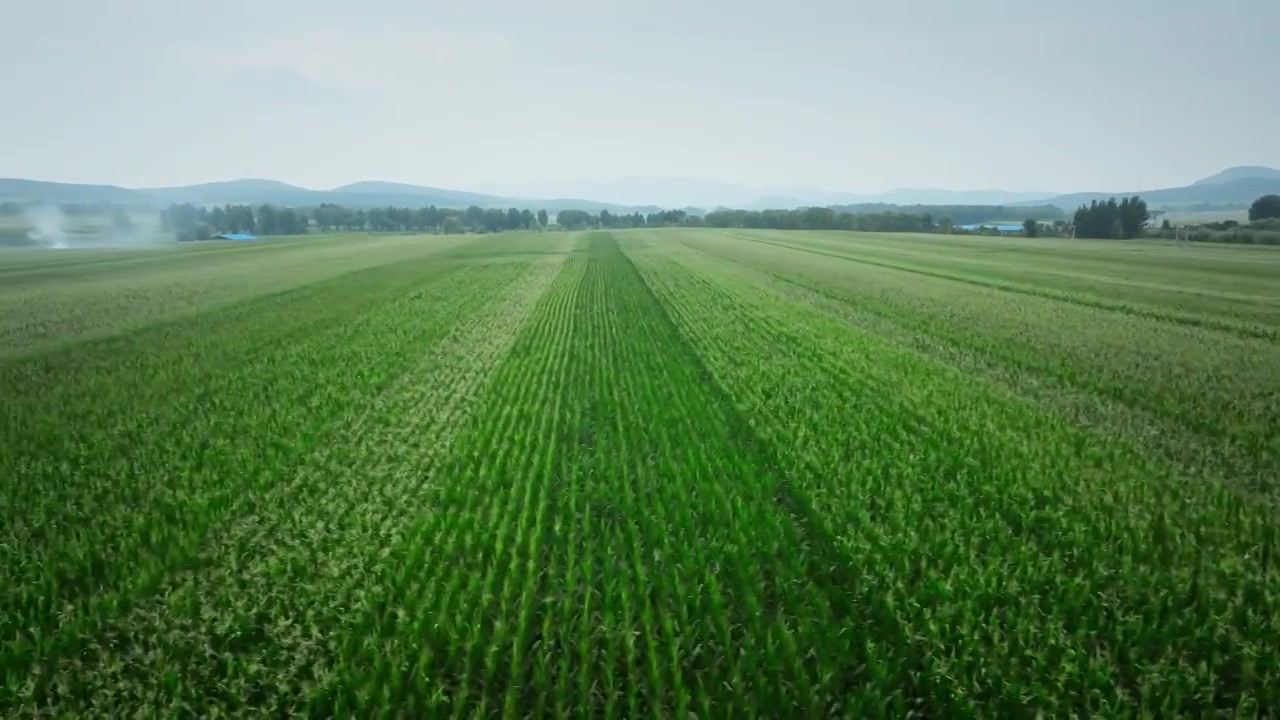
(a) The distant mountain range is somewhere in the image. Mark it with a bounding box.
[500,177,1059,210]
[1014,168,1280,210]
[0,178,665,215]
[745,188,1059,209]
[1,166,1277,212]
[1191,166,1280,186]
[0,179,148,205]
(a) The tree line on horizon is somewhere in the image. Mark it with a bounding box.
[157,201,1065,239]
[159,202,695,238]
[21,192,1280,245]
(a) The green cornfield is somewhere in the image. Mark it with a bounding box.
[2,229,1278,716]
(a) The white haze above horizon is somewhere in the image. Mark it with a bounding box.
[2,0,1278,202]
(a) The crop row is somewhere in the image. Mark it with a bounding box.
[0,234,477,357]
[28,254,570,714]
[285,235,867,717]
[683,230,1280,487]
[1,252,548,709]
[629,233,1280,715]
[4,229,1276,716]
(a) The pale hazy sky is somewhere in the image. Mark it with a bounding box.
[3,0,1277,196]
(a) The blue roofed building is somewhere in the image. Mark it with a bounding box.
[214,233,259,241]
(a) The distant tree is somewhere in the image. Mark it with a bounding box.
[799,207,835,230]
[275,207,306,234]
[222,205,255,233]
[414,205,441,232]
[1073,196,1148,239]
[556,209,595,230]
[1249,194,1280,222]
[829,203,1063,226]
[314,203,356,232]
[162,203,201,239]
[1118,196,1150,238]
[646,209,688,227]
[536,209,549,228]
[1161,218,1173,230]
[940,216,953,234]
[1023,218,1039,237]
[210,206,227,232]
[520,209,535,229]
[442,216,464,234]
[257,204,278,235]
[481,208,506,233]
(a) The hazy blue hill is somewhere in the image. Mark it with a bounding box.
[140,179,322,206]
[1032,177,1280,210]
[742,195,810,210]
[1192,166,1280,186]
[870,188,1058,206]
[741,189,1057,210]
[7,167,1279,214]
[332,181,506,207]
[332,182,662,213]
[0,178,151,204]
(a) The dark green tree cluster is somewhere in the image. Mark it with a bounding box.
[556,209,653,230]
[1249,194,1280,222]
[160,204,211,241]
[599,210,649,228]
[314,205,696,233]
[155,200,1082,241]
[830,204,1064,225]
[163,203,306,240]
[250,205,307,235]
[703,207,935,232]
[208,205,255,234]
[313,203,356,231]
[312,205,577,234]
[460,206,540,233]
[555,209,595,230]
[645,210,690,226]
[1071,197,1150,239]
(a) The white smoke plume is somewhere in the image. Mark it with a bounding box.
[19,205,170,249]
[25,205,69,249]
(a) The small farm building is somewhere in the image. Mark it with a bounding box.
[215,233,258,241]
